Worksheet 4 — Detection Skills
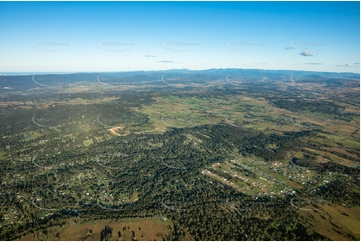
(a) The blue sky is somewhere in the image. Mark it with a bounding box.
[0,1,359,73]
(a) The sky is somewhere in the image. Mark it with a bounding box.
[0,1,359,73]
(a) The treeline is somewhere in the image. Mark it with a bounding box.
[271,99,342,115]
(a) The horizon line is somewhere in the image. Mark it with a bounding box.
[0,67,359,76]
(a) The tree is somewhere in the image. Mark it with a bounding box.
[100,225,113,241]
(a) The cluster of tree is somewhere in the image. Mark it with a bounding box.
[271,99,342,115]
[100,225,113,241]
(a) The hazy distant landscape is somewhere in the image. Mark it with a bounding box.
[0,68,359,240]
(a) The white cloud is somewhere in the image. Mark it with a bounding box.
[300,51,313,57]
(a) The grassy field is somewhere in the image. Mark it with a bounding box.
[298,204,360,241]
[135,93,360,140]
[201,155,312,197]
[18,217,176,241]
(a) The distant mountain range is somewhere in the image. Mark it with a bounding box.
[0,68,359,93]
